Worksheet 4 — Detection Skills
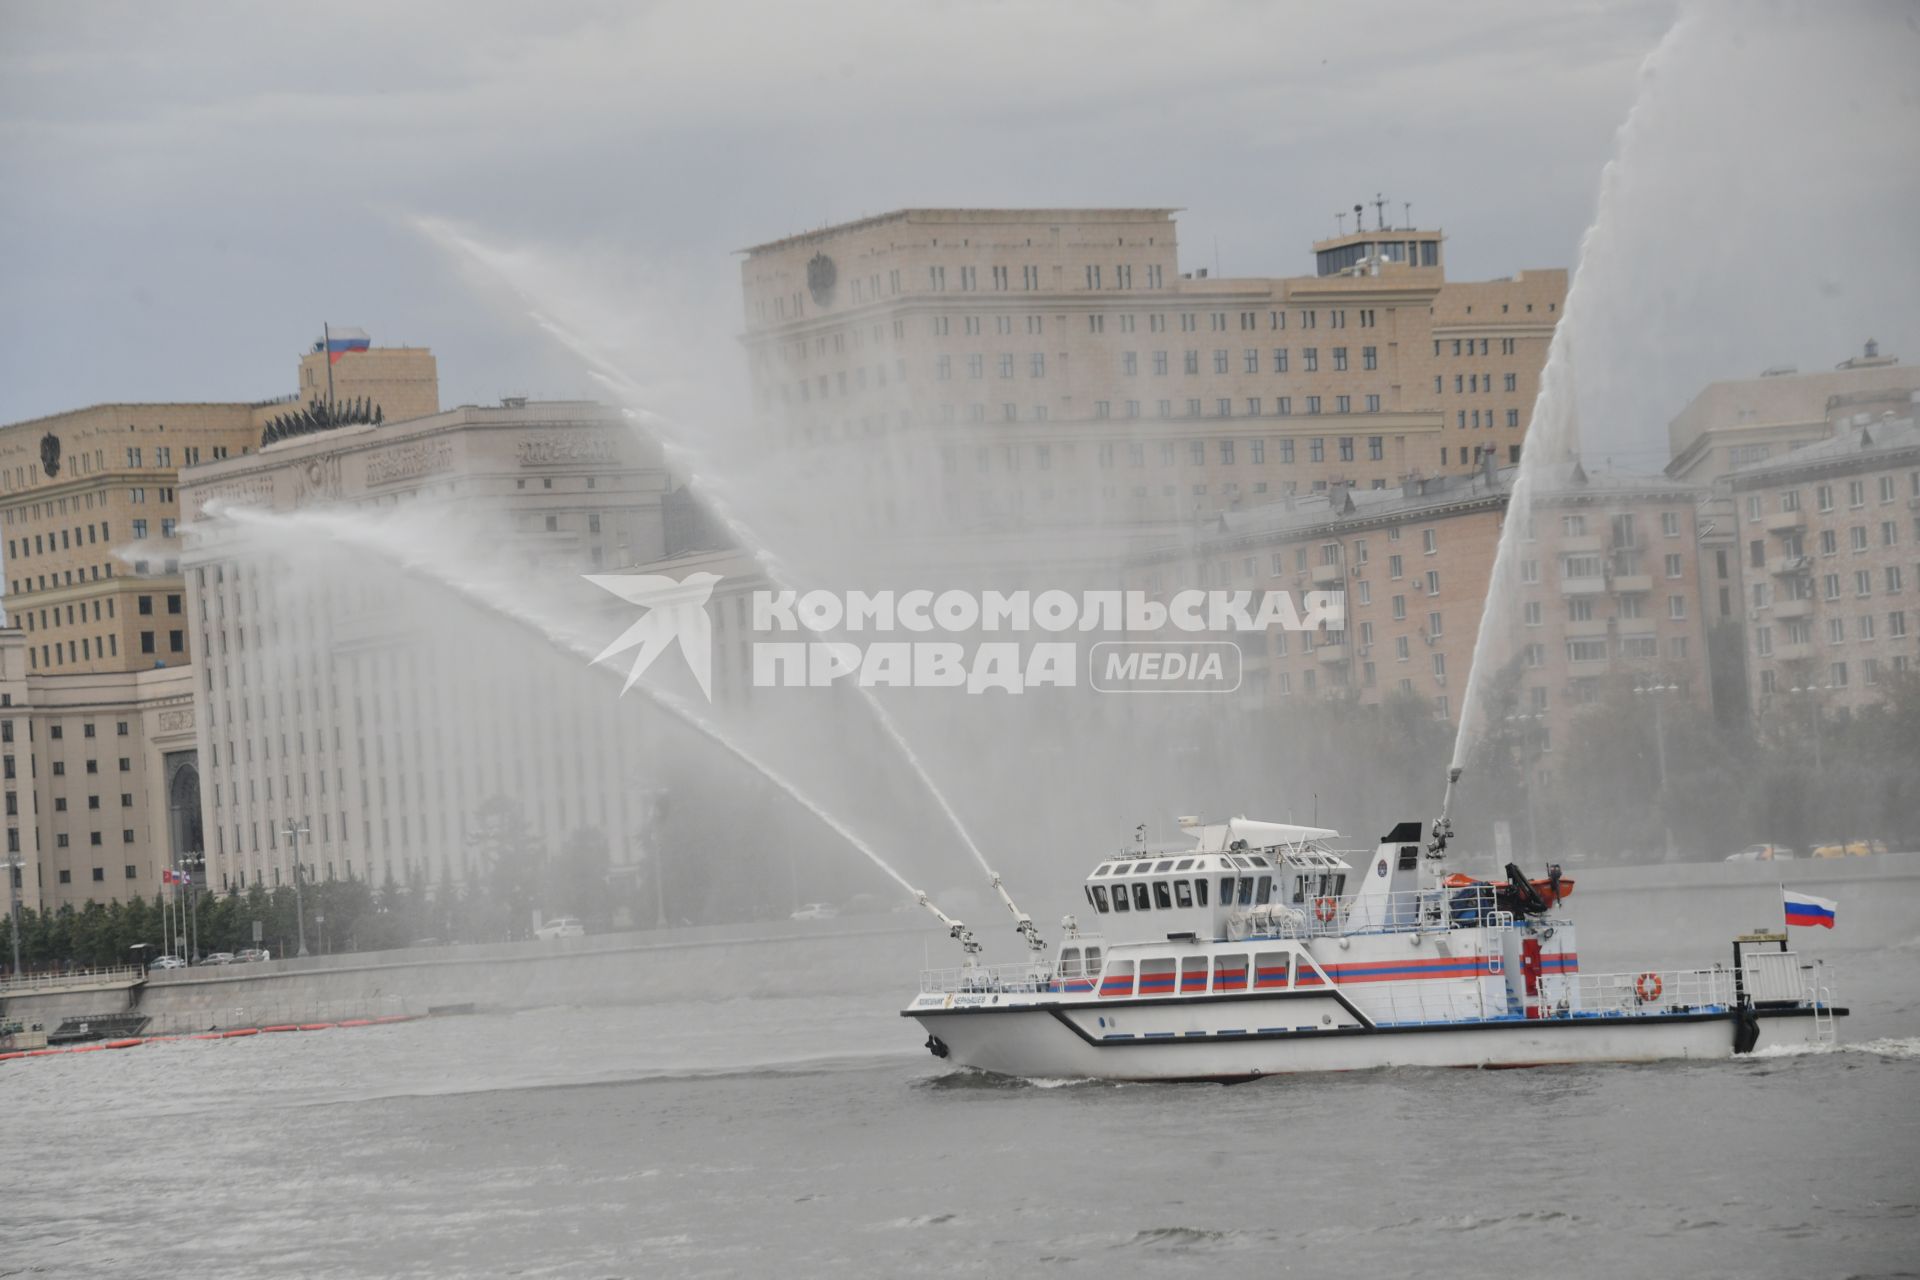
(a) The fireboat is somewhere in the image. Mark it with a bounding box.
[900,771,1844,1081]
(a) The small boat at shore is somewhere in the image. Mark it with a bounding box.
[902,784,1844,1082]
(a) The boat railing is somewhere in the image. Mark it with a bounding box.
[1227,888,1529,941]
[1355,966,1737,1027]
[1567,967,1736,1018]
[919,961,1055,995]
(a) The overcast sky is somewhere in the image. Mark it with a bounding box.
[1,0,1913,446]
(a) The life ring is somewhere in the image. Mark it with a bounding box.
[1314,897,1338,924]
[1635,973,1663,1003]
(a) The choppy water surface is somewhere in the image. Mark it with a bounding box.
[5,940,1918,1279]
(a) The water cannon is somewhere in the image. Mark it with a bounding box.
[1427,766,1463,861]
[1013,912,1048,955]
[913,889,981,956]
[989,871,1049,954]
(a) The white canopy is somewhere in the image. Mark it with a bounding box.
[1179,816,1341,853]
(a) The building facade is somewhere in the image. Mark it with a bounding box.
[738,208,1565,531]
[179,400,674,894]
[1666,341,1918,484]
[1124,458,1713,749]
[0,339,436,911]
[1728,412,1920,720]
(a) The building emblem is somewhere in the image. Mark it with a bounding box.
[39,431,61,478]
[806,253,837,307]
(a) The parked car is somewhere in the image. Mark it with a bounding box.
[149,955,188,970]
[790,902,838,921]
[234,948,271,964]
[202,952,236,966]
[1813,839,1888,859]
[1723,844,1795,862]
[534,917,585,940]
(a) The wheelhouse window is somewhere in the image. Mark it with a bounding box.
[1132,883,1151,911]
[1220,876,1235,903]
[1195,879,1209,907]
[1153,881,1173,909]
[1255,875,1273,905]
[1112,884,1131,912]
[1237,877,1254,906]
[1174,880,1195,908]
[1091,885,1110,912]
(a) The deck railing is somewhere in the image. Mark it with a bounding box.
[919,961,1054,995]
[1569,967,1737,1018]
[1225,887,1525,942]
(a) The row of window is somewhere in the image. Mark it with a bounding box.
[1758,656,1909,695]
[1749,472,1919,520]
[1756,609,1911,653]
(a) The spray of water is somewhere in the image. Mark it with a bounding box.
[409,216,1005,896]
[1450,9,1698,777]
[205,501,936,908]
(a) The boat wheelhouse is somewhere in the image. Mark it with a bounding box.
[904,812,1844,1082]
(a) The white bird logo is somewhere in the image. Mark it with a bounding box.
[584,572,722,700]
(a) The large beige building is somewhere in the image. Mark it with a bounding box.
[179,399,674,894]
[1728,410,1920,720]
[738,208,1565,531]
[1666,341,1919,484]
[0,338,438,910]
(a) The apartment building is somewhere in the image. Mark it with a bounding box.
[1729,412,1920,720]
[1125,457,1711,749]
[738,208,1565,531]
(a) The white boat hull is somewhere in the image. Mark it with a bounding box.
[907,1003,1831,1081]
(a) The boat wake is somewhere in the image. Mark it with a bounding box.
[1748,1036,1920,1062]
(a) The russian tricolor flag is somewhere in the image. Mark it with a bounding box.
[1783,889,1837,929]
[323,326,370,364]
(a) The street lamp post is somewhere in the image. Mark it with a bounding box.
[1501,712,1546,862]
[176,850,205,963]
[1632,680,1680,860]
[282,822,311,957]
[1787,683,1832,775]
[5,850,24,978]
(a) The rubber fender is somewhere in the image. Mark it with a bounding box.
[1732,1005,1761,1055]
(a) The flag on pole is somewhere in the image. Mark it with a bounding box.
[1783,888,1837,929]
[322,326,371,364]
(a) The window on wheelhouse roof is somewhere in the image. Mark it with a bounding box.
[1175,858,1194,871]
[1153,881,1173,909]
[1132,883,1151,910]
[1154,860,1174,872]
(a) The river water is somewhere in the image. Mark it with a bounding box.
[5,919,1918,1278]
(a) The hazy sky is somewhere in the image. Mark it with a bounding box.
[1,0,1913,442]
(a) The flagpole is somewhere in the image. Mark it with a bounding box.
[323,322,336,407]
